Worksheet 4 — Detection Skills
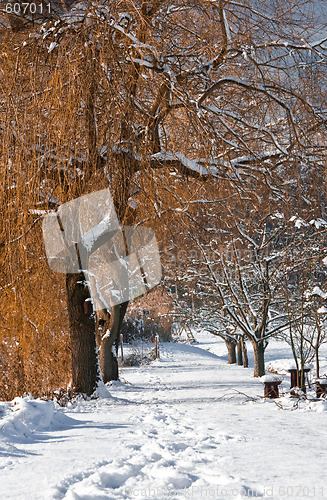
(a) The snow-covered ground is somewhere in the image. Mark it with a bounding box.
[1,331,327,500]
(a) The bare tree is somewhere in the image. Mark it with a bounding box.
[183,212,327,377]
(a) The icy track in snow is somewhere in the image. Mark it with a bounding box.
[1,331,327,499]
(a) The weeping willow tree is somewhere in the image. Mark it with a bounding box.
[0,0,326,396]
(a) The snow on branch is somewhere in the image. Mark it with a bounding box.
[150,151,219,177]
[219,0,232,50]
[256,37,327,53]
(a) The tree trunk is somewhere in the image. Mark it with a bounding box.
[237,339,243,366]
[99,302,129,383]
[241,337,249,368]
[95,308,110,350]
[225,339,236,364]
[253,341,265,377]
[66,273,99,394]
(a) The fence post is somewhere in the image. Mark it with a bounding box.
[155,335,159,359]
[120,333,124,362]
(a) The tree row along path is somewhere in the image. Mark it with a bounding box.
[1,332,327,499]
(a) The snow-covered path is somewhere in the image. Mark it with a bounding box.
[1,333,327,499]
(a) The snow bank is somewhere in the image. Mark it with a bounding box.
[0,396,74,440]
[93,380,112,399]
[306,400,327,413]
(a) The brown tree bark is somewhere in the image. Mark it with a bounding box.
[237,339,243,366]
[99,302,129,383]
[225,339,237,364]
[95,308,110,350]
[241,337,249,368]
[66,272,99,394]
[252,341,265,377]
